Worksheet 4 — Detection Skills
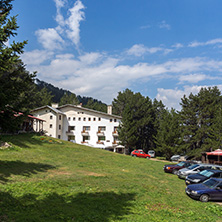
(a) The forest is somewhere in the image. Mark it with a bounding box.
[1,0,222,160]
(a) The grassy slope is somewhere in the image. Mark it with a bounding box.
[0,134,221,222]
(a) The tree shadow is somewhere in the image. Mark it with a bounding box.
[0,191,135,221]
[0,160,55,183]
[0,133,44,149]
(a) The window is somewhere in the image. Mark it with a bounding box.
[83,117,86,121]
[110,119,113,122]
[73,117,75,121]
[50,115,53,119]
[59,115,61,120]
[114,119,117,122]
[68,117,71,121]
[59,125,61,130]
[69,126,75,131]
[78,117,81,121]
[88,117,91,121]
[50,124,53,128]
[83,126,90,131]
[45,110,48,112]
[98,117,101,121]
[98,136,106,141]
[68,135,75,141]
[58,135,61,139]
[98,126,106,131]
[93,117,96,121]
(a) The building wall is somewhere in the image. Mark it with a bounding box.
[31,105,121,148]
[32,107,58,138]
[59,106,120,147]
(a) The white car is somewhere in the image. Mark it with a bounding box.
[148,150,155,158]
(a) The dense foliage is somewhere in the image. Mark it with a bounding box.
[113,87,222,159]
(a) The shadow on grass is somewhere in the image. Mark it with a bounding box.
[0,191,135,221]
[0,133,44,148]
[0,160,55,183]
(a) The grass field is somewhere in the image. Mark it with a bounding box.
[0,133,222,222]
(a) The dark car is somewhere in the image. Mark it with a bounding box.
[131,150,151,159]
[185,169,222,185]
[163,161,195,175]
[186,178,222,202]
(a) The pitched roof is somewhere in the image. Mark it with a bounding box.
[58,104,122,119]
[31,105,65,115]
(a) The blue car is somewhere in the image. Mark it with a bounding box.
[186,178,222,202]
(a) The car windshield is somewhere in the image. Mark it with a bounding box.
[203,178,219,188]
[177,162,185,166]
[188,164,199,170]
[199,170,214,177]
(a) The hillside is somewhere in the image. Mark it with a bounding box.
[36,79,107,112]
[0,133,221,221]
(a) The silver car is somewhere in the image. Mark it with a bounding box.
[178,164,221,179]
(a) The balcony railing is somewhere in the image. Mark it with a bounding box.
[66,130,75,134]
[81,130,89,136]
[112,130,118,136]
[97,141,105,145]
[97,131,105,136]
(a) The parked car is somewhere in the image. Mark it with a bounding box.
[131,150,151,159]
[178,163,221,179]
[163,161,196,175]
[170,155,181,162]
[148,150,155,158]
[185,169,222,185]
[186,178,222,202]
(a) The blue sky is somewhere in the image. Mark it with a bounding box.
[10,0,222,110]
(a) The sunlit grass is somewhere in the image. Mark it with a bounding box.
[0,133,221,221]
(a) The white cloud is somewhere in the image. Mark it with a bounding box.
[156,85,222,111]
[172,43,183,49]
[54,0,67,26]
[21,50,54,65]
[66,0,85,47]
[159,20,171,30]
[35,0,85,51]
[127,44,172,57]
[189,38,222,47]
[179,73,208,83]
[35,28,64,50]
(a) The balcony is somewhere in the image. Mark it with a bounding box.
[112,140,120,145]
[81,141,89,144]
[97,131,105,136]
[81,130,89,136]
[97,141,104,145]
[66,130,75,135]
[112,130,118,136]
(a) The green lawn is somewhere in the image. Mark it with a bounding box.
[0,133,221,222]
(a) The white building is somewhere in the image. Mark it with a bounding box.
[31,104,124,153]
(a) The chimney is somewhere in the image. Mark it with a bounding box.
[107,105,112,115]
[77,103,82,107]
[51,103,59,108]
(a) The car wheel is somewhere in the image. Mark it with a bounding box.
[172,169,178,175]
[133,155,137,157]
[200,194,209,202]
[146,156,150,159]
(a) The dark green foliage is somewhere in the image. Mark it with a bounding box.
[0,0,36,132]
[155,109,181,160]
[59,92,78,106]
[36,79,107,112]
[115,89,155,153]
[180,87,222,156]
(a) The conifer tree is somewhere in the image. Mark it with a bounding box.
[0,0,36,132]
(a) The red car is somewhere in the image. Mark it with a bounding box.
[131,150,151,159]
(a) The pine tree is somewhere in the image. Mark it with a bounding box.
[155,109,181,160]
[0,0,36,132]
